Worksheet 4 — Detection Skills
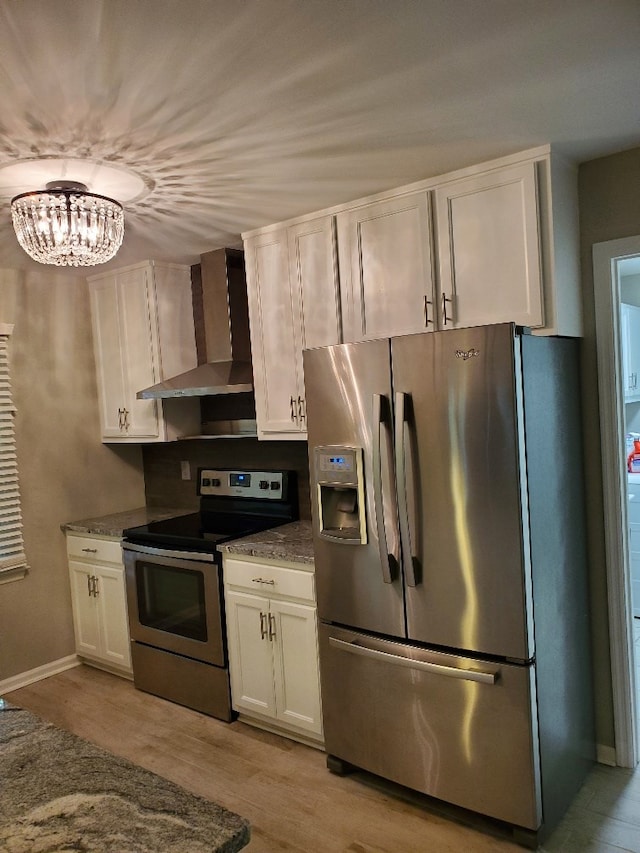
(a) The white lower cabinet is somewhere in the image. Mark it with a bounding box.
[627,484,640,618]
[66,533,132,676]
[223,556,323,743]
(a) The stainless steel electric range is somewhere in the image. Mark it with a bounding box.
[122,468,298,720]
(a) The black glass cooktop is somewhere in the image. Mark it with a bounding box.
[123,511,287,554]
[124,468,298,555]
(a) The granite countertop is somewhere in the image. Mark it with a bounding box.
[61,506,195,538]
[219,520,315,565]
[1,703,250,852]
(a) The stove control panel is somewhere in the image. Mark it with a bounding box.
[198,469,285,499]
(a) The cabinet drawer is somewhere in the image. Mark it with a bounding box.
[66,534,123,564]
[224,558,315,602]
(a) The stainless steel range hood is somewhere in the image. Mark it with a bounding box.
[138,248,254,399]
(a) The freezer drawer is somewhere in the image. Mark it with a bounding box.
[319,624,542,831]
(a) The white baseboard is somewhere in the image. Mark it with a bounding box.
[597,743,618,766]
[0,655,80,695]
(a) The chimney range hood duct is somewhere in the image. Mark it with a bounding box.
[138,248,254,399]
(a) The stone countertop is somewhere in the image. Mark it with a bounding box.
[219,520,315,565]
[0,703,250,852]
[61,506,195,538]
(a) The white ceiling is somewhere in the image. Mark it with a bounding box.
[0,0,639,274]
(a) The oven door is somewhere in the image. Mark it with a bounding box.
[123,543,225,666]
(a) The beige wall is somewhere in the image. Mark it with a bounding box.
[579,146,640,751]
[0,268,145,681]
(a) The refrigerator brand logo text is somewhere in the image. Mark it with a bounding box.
[455,348,480,361]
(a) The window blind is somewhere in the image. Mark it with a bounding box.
[0,324,27,583]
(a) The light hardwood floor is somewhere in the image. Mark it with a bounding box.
[6,662,640,853]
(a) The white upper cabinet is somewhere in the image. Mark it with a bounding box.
[245,215,341,440]
[88,261,200,443]
[620,303,640,401]
[242,146,582,440]
[245,229,303,438]
[435,161,544,330]
[288,216,341,351]
[337,193,436,341]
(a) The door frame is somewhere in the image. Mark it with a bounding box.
[593,235,640,768]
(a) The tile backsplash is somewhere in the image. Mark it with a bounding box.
[142,439,311,519]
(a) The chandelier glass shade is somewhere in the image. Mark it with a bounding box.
[10,181,124,267]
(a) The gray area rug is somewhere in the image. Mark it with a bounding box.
[0,699,250,852]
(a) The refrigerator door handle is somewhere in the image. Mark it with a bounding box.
[394,391,419,587]
[329,637,498,685]
[372,393,399,583]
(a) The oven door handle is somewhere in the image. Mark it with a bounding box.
[122,541,216,562]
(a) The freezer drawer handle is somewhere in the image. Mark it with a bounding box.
[329,637,498,684]
[372,393,399,583]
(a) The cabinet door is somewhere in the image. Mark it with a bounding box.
[245,231,304,437]
[621,304,640,400]
[89,279,128,438]
[337,192,435,341]
[288,215,342,351]
[116,267,161,438]
[95,564,132,670]
[435,162,543,330]
[271,599,323,735]
[68,562,100,657]
[288,215,342,434]
[225,589,276,718]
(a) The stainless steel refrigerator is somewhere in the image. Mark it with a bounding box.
[303,323,594,847]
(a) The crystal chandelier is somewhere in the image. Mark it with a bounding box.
[11,181,124,267]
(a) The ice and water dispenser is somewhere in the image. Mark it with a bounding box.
[313,446,367,544]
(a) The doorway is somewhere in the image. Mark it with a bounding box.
[593,236,640,769]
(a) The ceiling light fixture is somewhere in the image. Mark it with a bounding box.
[10,181,124,267]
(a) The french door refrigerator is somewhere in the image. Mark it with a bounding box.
[303,323,594,847]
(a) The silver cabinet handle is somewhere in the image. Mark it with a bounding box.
[259,611,268,640]
[118,407,130,431]
[372,393,399,584]
[394,392,419,587]
[297,396,306,424]
[423,295,433,328]
[329,637,497,684]
[81,548,98,553]
[87,574,92,597]
[268,612,276,641]
[441,292,453,326]
[91,576,99,597]
[290,395,298,424]
[251,577,276,585]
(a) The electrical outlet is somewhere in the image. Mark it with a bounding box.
[180,461,191,481]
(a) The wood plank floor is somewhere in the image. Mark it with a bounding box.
[6,663,640,853]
